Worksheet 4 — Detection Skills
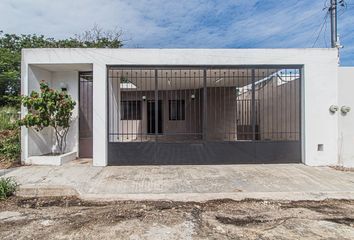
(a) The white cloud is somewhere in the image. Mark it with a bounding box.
[0,0,353,64]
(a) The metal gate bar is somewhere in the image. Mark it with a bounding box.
[107,66,302,165]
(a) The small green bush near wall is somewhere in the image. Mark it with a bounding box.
[0,106,19,131]
[0,130,20,162]
[0,107,20,168]
[0,177,18,200]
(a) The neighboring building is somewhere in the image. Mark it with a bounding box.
[20,48,354,167]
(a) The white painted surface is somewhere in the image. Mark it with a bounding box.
[21,65,82,164]
[51,71,79,156]
[21,48,340,166]
[26,66,53,158]
[26,151,77,166]
[92,63,108,166]
[338,67,354,167]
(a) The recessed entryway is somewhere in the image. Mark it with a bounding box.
[79,72,93,158]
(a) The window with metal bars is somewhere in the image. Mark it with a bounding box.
[108,66,301,143]
[120,101,142,120]
[169,100,185,120]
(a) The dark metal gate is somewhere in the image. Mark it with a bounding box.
[107,66,301,165]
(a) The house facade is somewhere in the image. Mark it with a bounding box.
[21,48,354,167]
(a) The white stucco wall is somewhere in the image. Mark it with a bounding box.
[51,71,79,155]
[26,66,53,158]
[338,67,354,168]
[92,63,108,166]
[21,65,80,162]
[21,48,339,166]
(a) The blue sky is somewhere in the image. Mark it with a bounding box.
[1,0,353,65]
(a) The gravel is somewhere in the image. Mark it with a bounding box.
[0,197,353,239]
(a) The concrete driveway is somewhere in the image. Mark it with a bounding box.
[2,160,354,201]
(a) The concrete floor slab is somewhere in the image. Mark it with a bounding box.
[1,160,354,201]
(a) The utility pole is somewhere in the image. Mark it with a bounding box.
[330,0,338,48]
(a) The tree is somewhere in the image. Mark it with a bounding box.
[19,81,76,154]
[0,26,123,106]
[74,25,123,48]
[0,47,21,106]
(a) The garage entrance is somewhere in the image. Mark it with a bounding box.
[107,66,301,165]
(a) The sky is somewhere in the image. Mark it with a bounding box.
[1,0,353,65]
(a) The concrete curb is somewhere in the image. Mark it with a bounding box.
[15,185,354,202]
[80,191,354,202]
[16,185,79,198]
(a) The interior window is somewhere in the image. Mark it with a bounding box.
[121,101,142,120]
[169,100,185,120]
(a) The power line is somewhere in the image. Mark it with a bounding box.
[338,0,348,15]
[323,12,329,48]
[312,10,330,47]
[256,9,323,46]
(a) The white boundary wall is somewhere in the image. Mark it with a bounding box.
[21,48,340,167]
[338,67,354,168]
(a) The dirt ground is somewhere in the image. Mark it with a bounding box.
[0,197,353,240]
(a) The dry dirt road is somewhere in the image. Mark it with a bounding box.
[0,197,353,240]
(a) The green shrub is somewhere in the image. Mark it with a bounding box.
[0,177,18,199]
[20,81,76,154]
[0,129,20,162]
[0,106,20,166]
[0,106,19,131]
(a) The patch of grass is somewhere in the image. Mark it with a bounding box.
[0,106,21,168]
[0,177,18,200]
[0,129,20,162]
[0,106,19,131]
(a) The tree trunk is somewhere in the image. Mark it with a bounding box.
[54,127,69,154]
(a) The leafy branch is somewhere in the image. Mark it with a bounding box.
[19,81,76,154]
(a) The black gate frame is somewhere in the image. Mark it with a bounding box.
[107,65,303,165]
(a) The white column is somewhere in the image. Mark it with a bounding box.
[21,61,28,163]
[108,71,120,143]
[92,63,108,166]
[303,62,339,166]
